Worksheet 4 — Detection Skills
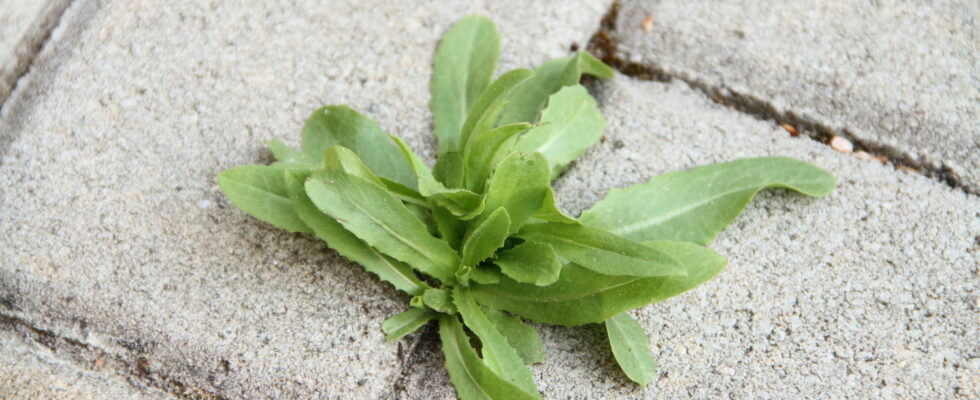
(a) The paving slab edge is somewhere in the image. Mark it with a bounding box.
[0,0,75,111]
[586,1,974,195]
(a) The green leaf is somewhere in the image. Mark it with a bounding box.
[499,51,612,126]
[517,223,685,277]
[469,266,502,285]
[484,309,545,365]
[431,15,500,156]
[479,152,551,235]
[605,312,656,386]
[454,288,540,397]
[494,242,562,286]
[382,308,436,342]
[423,288,457,314]
[461,208,511,268]
[300,105,416,188]
[434,151,465,188]
[438,315,541,400]
[581,157,836,245]
[511,85,605,177]
[321,145,386,186]
[531,187,578,224]
[457,68,534,151]
[462,123,533,193]
[305,170,460,283]
[266,140,314,165]
[432,205,465,249]
[218,165,311,233]
[390,134,485,219]
[378,177,430,209]
[471,240,726,326]
[284,169,426,295]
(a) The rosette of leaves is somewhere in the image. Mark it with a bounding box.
[218,15,835,400]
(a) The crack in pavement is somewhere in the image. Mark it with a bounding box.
[0,0,76,112]
[587,1,973,195]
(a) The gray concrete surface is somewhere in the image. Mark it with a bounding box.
[398,75,980,399]
[0,0,610,398]
[0,0,71,107]
[0,329,173,399]
[611,0,980,191]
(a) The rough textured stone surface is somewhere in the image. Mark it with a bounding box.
[0,329,172,399]
[400,75,980,399]
[612,0,980,191]
[0,0,609,398]
[0,0,71,106]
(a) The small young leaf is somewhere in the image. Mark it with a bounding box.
[471,241,726,326]
[321,146,386,187]
[431,205,465,249]
[218,165,311,233]
[378,177,430,209]
[499,51,613,126]
[266,140,314,165]
[605,312,656,386]
[434,151,465,188]
[517,223,685,277]
[469,266,503,285]
[461,207,511,268]
[431,15,500,156]
[484,309,545,365]
[305,170,460,284]
[457,68,534,151]
[581,157,836,245]
[390,134,485,219]
[531,187,578,224]
[423,288,457,314]
[479,152,550,235]
[284,169,426,295]
[462,123,533,193]
[438,315,540,400]
[300,105,416,188]
[511,85,605,177]
[494,242,562,286]
[454,288,540,397]
[382,308,436,342]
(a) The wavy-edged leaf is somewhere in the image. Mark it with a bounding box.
[606,312,656,386]
[461,208,511,268]
[462,123,532,193]
[494,242,561,286]
[479,152,550,235]
[390,134,485,219]
[305,170,459,283]
[382,308,436,342]
[581,157,836,245]
[518,223,685,277]
[511,85,605,177]
[284,169,426,295]
[484,309,544,365]
[471,240,726,326]
[422,288,456,314]
[500,51,612,126]
[218,165,311,233]
[532,187,578,224]
[431,15,500,156]
[300,105,416,188]
[457,68,534,150]
[455,288,540,397]
[438,315,540,400]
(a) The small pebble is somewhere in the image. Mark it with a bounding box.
[198,199,212,209]
[854,151,873,160]
[642,16,653,33]
[830,136,853,153]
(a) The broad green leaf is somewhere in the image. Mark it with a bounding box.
[469,266,502,285]
[390,134,485,219]
[382,308,436,342]
[423,288,456,314]
[431,16,500,156]
[284,169,426,295]
[434,151,465,188]
[438,315,540,400]
[321,146,385,187]
[606,312,656,386]
[432,205,465,249]
[581,157,836,245]
[471,241,726,326]
[531,187,579,224]
[457,68,534,150]
[379,177,430,209]
[494,242,562,286]
[499,51,613,126]
[517,223,685,277]
[455,288,540,397]
[300,105,416,188]
[462,123,533,193]
[461,208,511,268]
[266,140,314,165]
[485,309,545,365]
[512,85,605,177]
[218,165,311,233]
[305,170,459,283]
[479,152,550,235]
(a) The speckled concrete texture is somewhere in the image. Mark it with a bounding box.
[399,75,980,399]
[612,0,980,191]
[0,0,610,398]
[0,0,71,106]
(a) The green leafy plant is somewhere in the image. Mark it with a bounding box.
[218,15,835,399]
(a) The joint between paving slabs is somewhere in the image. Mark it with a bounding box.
[0,312,227,400]
[381,322,440,399]
[587,1,973,195]
[0,0,77,112]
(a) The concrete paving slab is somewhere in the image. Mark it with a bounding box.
[0,0,71,106]
[0,0,610,398]
[398,75,979,399]
[0,329,172,399]
[611,0,980,191]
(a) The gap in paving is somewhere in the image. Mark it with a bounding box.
[587,1,972,195]
[0,0,76,112]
